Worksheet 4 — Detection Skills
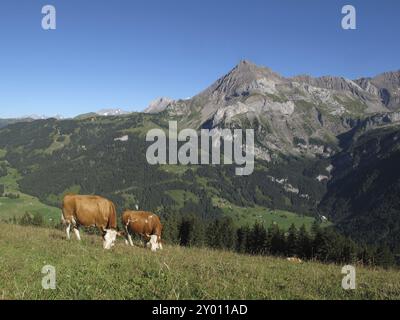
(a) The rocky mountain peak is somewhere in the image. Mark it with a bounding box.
[355,70,400,110]
[144,97,174,114]
[199,60,284,101]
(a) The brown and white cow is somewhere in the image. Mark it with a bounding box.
[122,210,163,252]
[62,194,120,249]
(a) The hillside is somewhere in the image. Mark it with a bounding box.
[0,61,400,250]
[320,124,400,247]
[0,153,60,222]
[0,223,399,300]
[0,115,325,226]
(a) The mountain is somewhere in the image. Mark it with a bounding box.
[0,117,42,129]
[0,119,19,129]
[319,115,400,248]
[74,109,131,119]
[355,71,400,110]
[1,60,400,249]
[160,60,398,159]
[144,97,175,114]
[96,109,130,116]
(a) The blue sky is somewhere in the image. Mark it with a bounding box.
[0,0,399,118]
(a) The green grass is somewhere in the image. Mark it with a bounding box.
[160,164,192,175]
[44,134,71,155]
[0,163,61,223]
[0,164,22,193]
[0,194,61,223]
[213,198,329,230]
[0,223,399,300]
[166,190,199,207]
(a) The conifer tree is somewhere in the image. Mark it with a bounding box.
[286,223,298,256]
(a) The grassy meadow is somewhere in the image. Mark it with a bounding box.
[213,197,330,230]
[0,159,61,223]
[0,223,399,300]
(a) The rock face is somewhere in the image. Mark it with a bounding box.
[153,60,400,159]
[355,70,400,110]
[144,97,175,114]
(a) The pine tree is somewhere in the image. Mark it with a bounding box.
[376,245,396,268]
[270,224,286,256]
[236,226,250,253]
[220,217,236,250]
[247,223,267,255]
[286,223,298,256]
[297,224,312,259]
[311,220,321,237]
[178,217,193,247]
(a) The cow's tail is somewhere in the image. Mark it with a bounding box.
[107,201,118,230]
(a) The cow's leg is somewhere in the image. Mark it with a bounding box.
[140,234,146,247]
[158,237,163,250]
[127,231,134,247]
[66,223,71,240]
[73,227,81,241]
[124,226,134,246]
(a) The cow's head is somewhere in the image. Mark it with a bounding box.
[146,235,160,252]
[103,229,118,250]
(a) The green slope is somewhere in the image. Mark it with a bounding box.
[213,197,330,230]
[0,223,399,300]
[0,156,61,223]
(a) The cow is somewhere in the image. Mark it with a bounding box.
[62,194,120,249]
[122,210,163,252]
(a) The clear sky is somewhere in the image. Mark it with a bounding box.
[0,0,399,118]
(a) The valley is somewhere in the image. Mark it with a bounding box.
[0,61,399,254]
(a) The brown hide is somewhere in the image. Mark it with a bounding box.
[62,195,117,232]
[122,211,162,242]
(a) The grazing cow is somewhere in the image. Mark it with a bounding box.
[62,194,120,249]
[122,210,163,252]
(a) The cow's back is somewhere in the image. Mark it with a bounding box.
[62,195,117,230]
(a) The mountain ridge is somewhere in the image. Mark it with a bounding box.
[1,60,400,249]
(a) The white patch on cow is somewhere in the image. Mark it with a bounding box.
[148,235,159,252]
[73,228,81,241]
[145,219,148,224]
[103,229,118,250]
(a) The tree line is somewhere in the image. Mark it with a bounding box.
[159,212,397,268]
[2,210,396,268]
